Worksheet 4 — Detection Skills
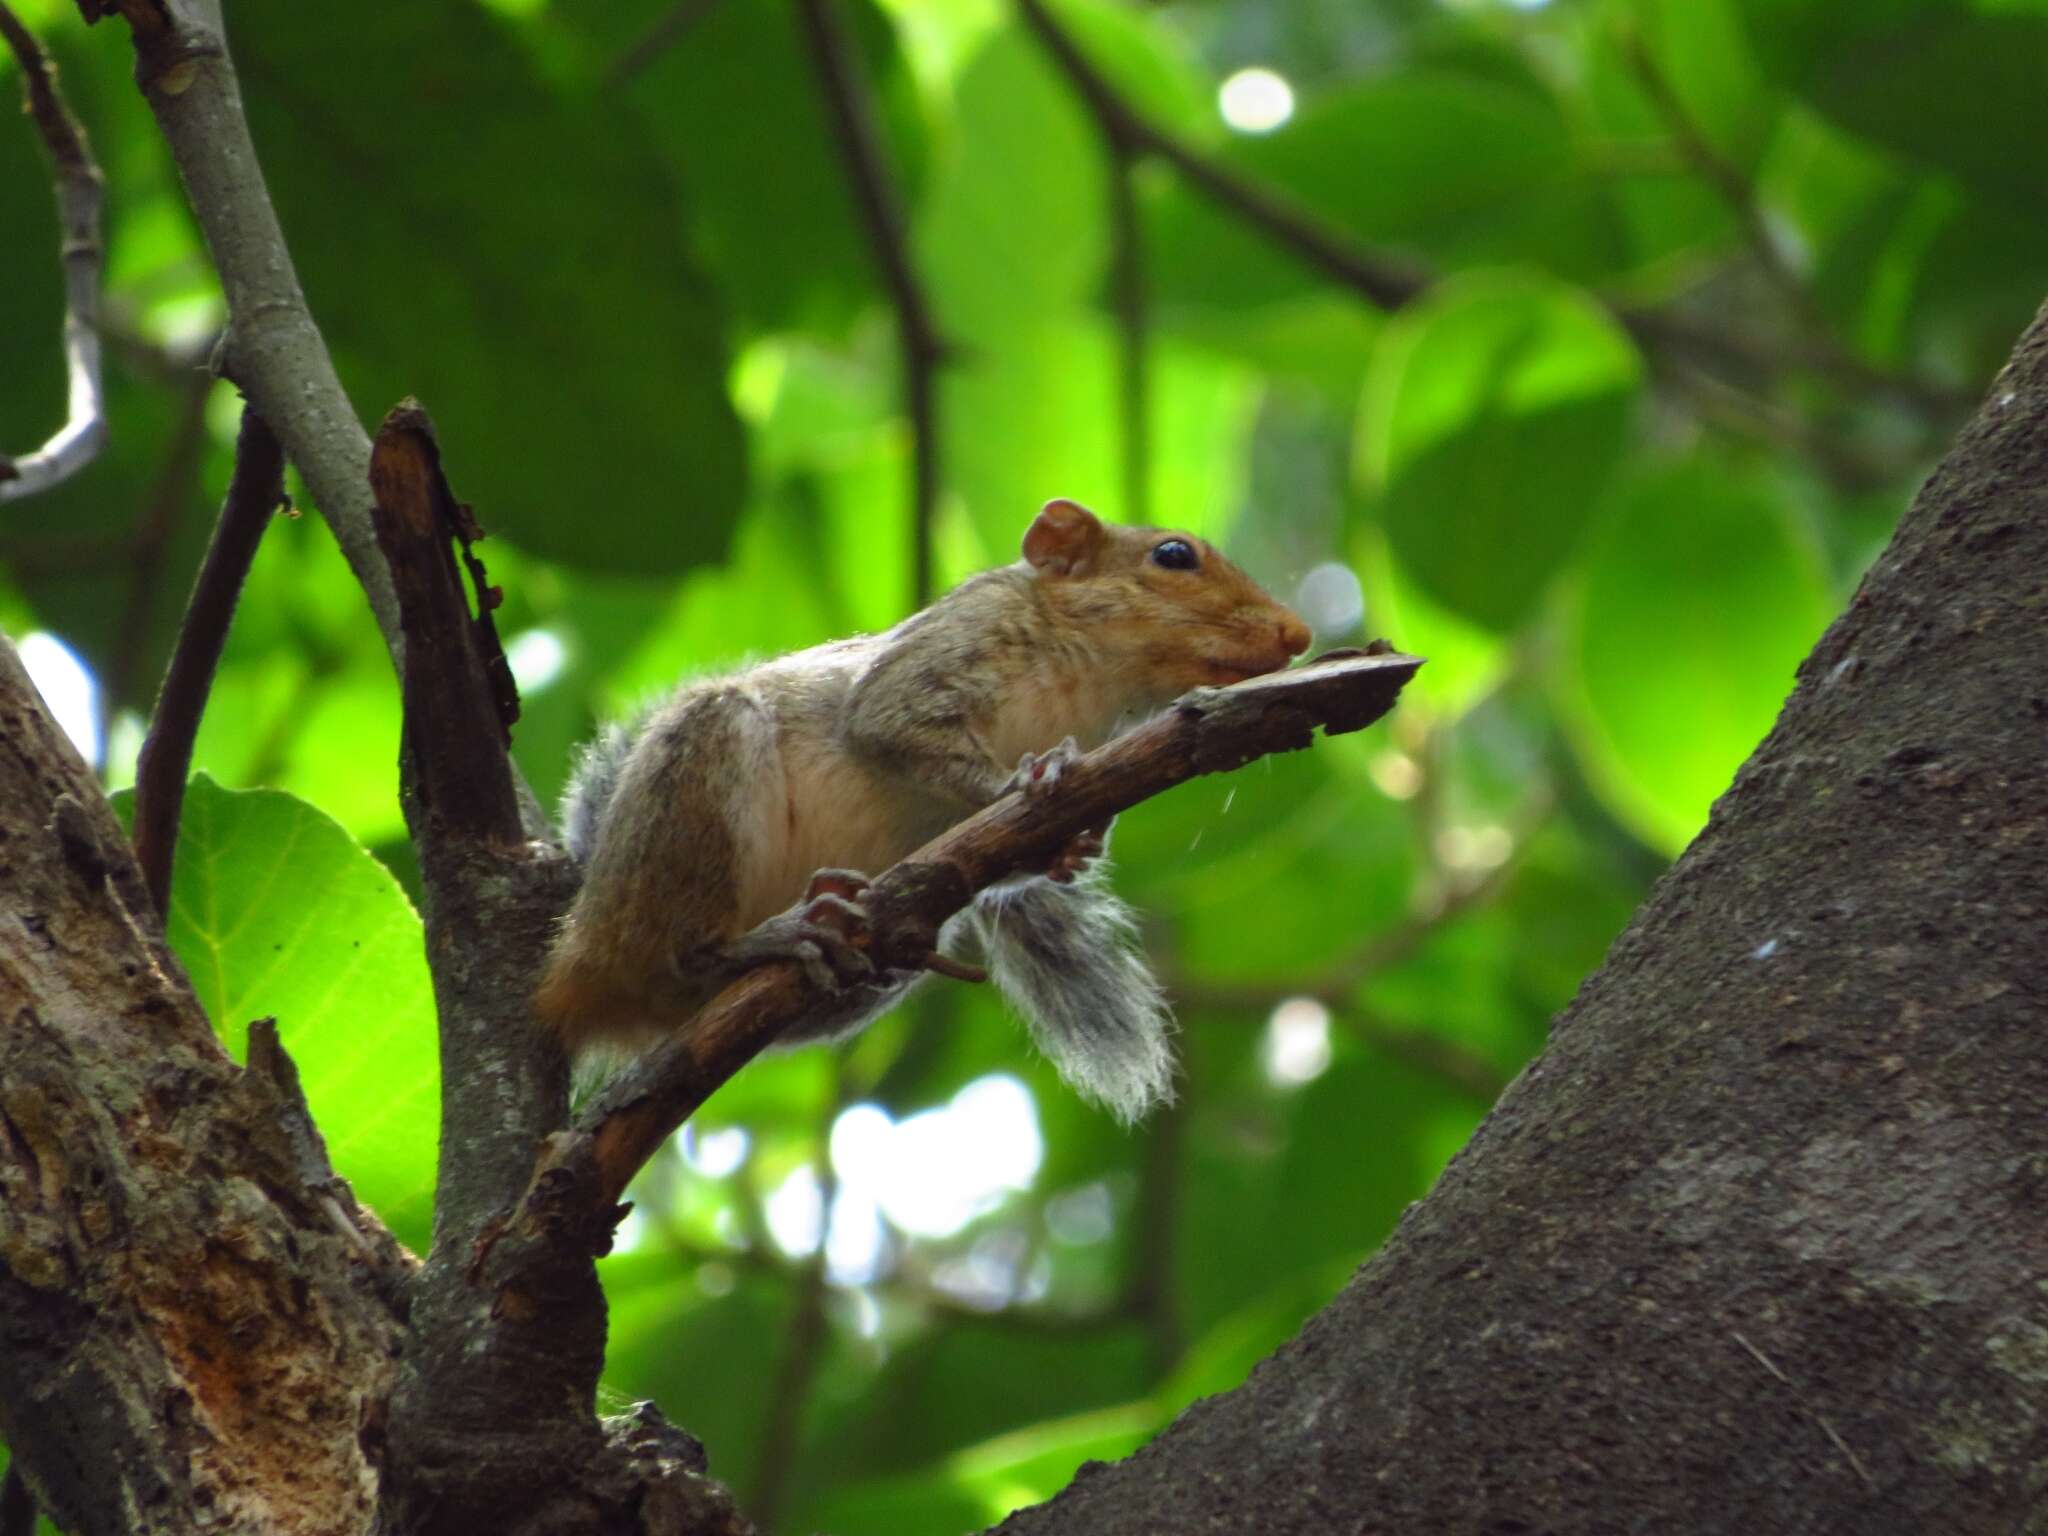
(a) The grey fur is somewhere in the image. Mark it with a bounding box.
[971,865,1176,1124]
[560,722,633,865]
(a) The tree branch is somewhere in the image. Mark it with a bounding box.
[86,0,403,659]
[0,1,106,503]
[605,0,724,89]
[0,1465,34,1536]
[1015,0,1426,314]
[1616,29,1959,421]
[1016,0,1966,436]
[794,0,947,604]
[1106,142,1152,526]
[132,404,285,918]
[362,406,704,1534]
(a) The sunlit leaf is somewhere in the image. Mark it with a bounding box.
[115,776,438,1251]
[1561,459,1833,853]
[1358,270,1643,632]
[232,4,745,575]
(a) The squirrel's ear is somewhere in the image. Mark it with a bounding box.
[1023,498,1105,576]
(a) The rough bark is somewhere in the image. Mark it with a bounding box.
[0,640,412,1536]
[989,303,2048,1534]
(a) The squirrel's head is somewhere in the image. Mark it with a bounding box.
[1022,498,1312,694]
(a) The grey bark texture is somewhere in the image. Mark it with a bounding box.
[991,302,2048,1535]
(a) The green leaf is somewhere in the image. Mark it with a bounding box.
[123,775,439,1250]
[1737,0,2048,207]
[1357,271,1643,632]
[944,320,1256,553]
[1561,460,1834,854]
[917,22,1106,339]
[232,3,745,576]
[625,0,925,336]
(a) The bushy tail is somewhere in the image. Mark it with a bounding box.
[971,868,1175,1123]
[559,721,634,864]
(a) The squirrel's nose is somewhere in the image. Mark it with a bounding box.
[1278,611,1312,657]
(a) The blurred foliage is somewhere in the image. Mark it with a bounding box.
[0,0,2038,1529]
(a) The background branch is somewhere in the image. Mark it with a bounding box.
[1017,0,1964,432]
[89,0,403,657]
[0,0,106,503]
[131,404,284,917]
[795,0,947,604]
[1106,142,1151,525]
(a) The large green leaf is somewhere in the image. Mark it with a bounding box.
[1357,271,1643,632]
[1148,71,1608,312]
[626,0,924,337]
[1562,460,1834,853]
[1736,0,2048,206]
[122,775,440,1251]
[917,22,1106,340]
[232,3,745,575]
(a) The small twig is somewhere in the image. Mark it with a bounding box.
[133,405,285,918]
[745,1065,847,1532]
[1127,1089,1185,1374]
[0,0,107,503]
[794,0,947,605]
[1730,1331,1878,1492]
[605,0,725,88]
[0,1463,35,1536]
[1617,32,1956,423]
[1106,141,1151,525]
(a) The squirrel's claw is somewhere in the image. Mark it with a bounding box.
[1045,823,1108,884]
[734,872,878,991]
[1006,736,1083,799]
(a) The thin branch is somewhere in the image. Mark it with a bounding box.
[745,1065,847,1533]
[794,0,947,605]
[1127,1088,1185,1375]
[132,405,285,919]
[1106,142,1152,525]
[0,1,107,503]
[605,0,724,88]
[1617,30,1960,420]
[87,0,403,660]
[1016,0,1427,314]
[1017,0,1967,433]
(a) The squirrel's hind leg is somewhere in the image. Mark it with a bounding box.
[730,869,927,1046]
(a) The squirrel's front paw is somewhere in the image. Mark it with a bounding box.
[736,869,878,991]
[1006,736,1082,799]
[1045,823,1108,884]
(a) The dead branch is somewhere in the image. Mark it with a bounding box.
[0,2,106,503]
[131,406,285,917]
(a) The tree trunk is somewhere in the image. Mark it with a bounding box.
[991,303,2048,1534]
[0,646,412,1535]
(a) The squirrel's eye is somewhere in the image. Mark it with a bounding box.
[1150,539,1199,572]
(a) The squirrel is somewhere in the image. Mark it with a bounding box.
[533,498,1312,1121]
